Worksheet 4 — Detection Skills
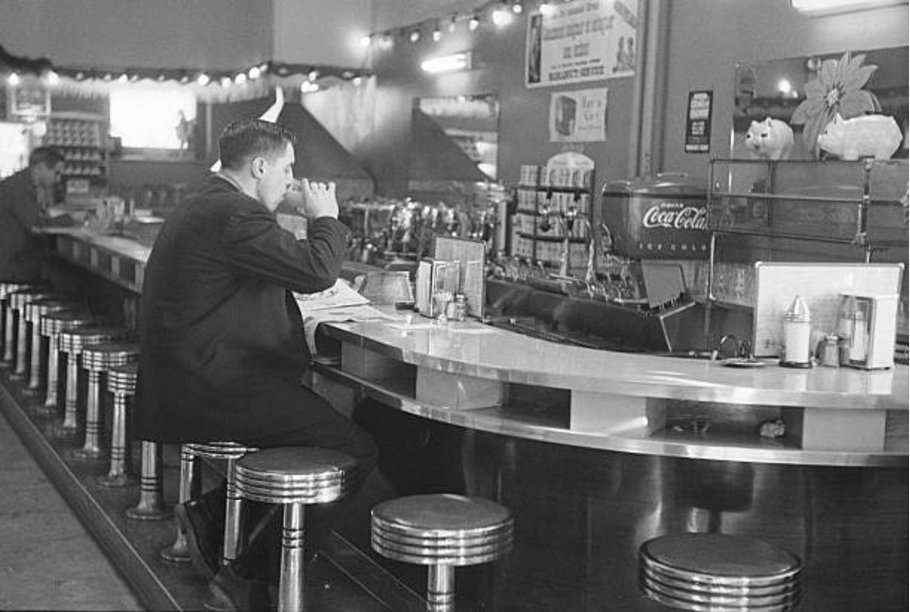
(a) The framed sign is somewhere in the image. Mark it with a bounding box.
[685,90,712,153]
[526,0,638,88]
[9,82,50,119]
[548,88,608,142]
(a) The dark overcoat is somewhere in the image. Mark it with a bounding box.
[0,169,43,280]
[133,175,348,443]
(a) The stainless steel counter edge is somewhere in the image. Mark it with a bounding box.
[312,360,908,467]
[320,320,908,412]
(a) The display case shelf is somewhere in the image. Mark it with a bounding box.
[43,111,108,197]
[707,158,908,253]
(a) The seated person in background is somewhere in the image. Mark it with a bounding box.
[0,146,65,281]
[133,118,377,609]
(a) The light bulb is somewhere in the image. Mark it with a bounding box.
[197,73,210,86]
[469,15,480,30]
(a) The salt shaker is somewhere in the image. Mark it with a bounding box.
[781,295,812,367]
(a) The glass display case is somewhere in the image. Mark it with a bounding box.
[706,158,908,304]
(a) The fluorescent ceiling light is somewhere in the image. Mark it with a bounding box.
[791,0,906,15]
[420,52,472,74]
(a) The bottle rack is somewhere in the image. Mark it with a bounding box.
[43,111,107,197]
[511,153,596,270]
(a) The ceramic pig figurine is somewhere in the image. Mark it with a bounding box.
[744,118,794,160]
[817,114,903,160]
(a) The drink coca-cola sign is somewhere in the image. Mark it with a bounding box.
[642,201,708,231]
[602,192,709,260]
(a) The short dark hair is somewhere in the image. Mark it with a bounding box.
[29,146,64,168]
[218,119,296,171]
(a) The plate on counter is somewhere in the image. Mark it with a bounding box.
[720,358,766,368]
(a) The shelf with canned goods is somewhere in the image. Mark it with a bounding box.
[512,153,596,271]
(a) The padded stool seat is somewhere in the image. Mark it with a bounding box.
[37,311,96,414]
[57,327,130,438]
[5,288,56,373]
[74,342,139,460]
[0,282,38,363]
[231,447,359,612]
[638,533,802,611]
[24,298,82,392]
[371,494,514,612]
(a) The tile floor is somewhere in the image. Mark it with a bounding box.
[0,408,144,611]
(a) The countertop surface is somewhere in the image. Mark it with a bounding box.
[322,314,908,411]
[45,226,909,411]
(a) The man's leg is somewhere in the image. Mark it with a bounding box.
[230,388,378,585]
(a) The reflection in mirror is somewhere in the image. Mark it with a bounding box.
[732,46,908,160]
[410,94,499,180]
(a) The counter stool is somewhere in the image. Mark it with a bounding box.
[160,441,257,567]
[230,447,358,612]
[99,362,139,487]
[75,342,140,460]
[25,298,81,393]
[371,494,514,612]
[6,288,56,375]
[56,327,130,439]
[125,438,171,521]
[36,311,97,416]
[638,533,802,611]
[0,282,36,361]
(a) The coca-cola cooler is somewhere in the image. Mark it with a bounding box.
[601,173,708,259]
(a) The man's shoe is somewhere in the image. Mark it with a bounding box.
[175,500,221,582]
[205,565,272,612]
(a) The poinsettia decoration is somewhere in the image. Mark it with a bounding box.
[791,52,881,157]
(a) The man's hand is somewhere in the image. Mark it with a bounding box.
[297,179,338,220]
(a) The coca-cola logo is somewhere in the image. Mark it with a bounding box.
[642,201,707,231]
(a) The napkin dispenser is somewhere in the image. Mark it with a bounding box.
[839,293,898,370]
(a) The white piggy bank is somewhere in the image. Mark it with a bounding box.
[744,118,794,160]
[817,113,902,160]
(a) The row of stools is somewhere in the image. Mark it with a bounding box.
[0,281,802,611]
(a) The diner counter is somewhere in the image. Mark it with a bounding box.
[42,227,910,467]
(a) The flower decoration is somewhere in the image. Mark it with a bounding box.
[791,52,881,157]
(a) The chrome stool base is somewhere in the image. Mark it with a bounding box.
[159,441,257,564]
[126,441,171,521]
[231,447,358,612]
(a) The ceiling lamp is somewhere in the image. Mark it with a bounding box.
[468,15,480,30]
[196,73,210,86]
[420,51,472,74]
[791,0,906,15]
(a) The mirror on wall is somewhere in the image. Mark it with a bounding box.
[409,93,499,183]
[732,46,908,160]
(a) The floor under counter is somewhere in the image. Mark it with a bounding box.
[0,369,413,612]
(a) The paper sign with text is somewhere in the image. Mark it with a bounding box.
[526,0,637,88]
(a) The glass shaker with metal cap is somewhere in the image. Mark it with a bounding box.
[781,295,812,367]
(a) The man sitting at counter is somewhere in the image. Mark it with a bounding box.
[133,118,377,608]
[0,146,64,281]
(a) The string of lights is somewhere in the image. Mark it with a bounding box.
[0,0,570,99]
[359,0,536,51]
[0,44,369,102]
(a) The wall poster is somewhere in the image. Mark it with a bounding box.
[548,88,608,142]
[526,0,638,88]
[685,90,713,153]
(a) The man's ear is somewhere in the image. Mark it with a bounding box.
[250,156,267,179]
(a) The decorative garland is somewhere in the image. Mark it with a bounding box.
[0,44,368,103]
